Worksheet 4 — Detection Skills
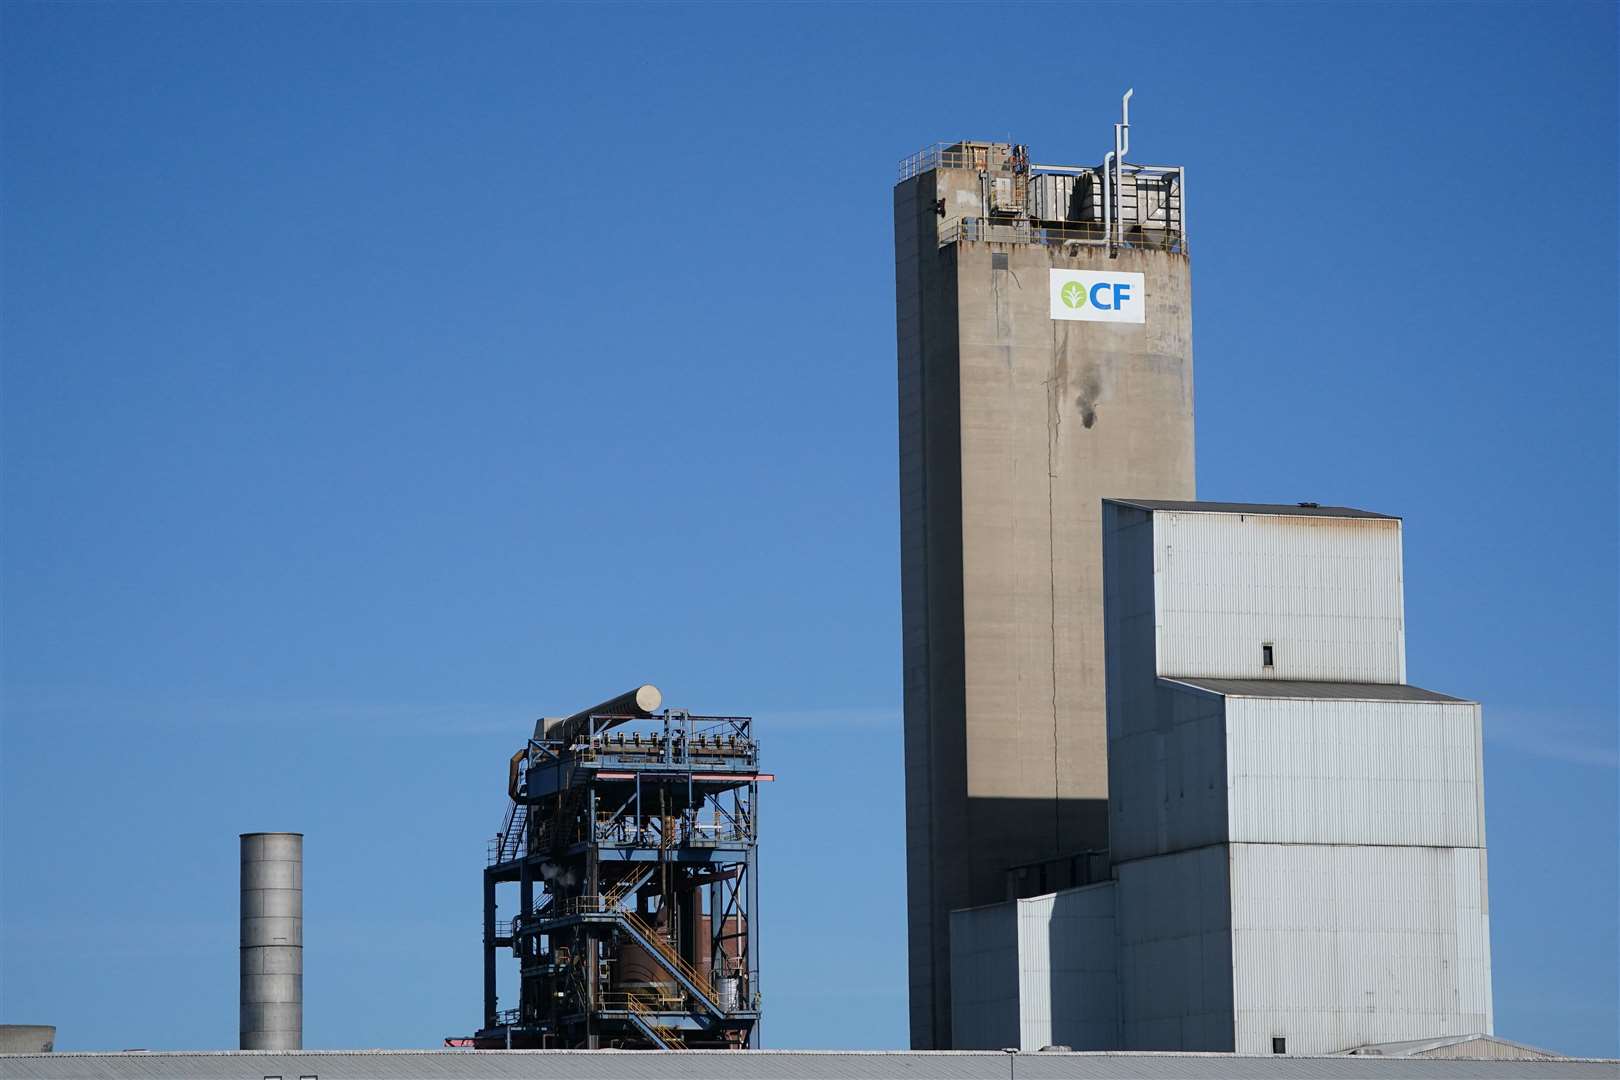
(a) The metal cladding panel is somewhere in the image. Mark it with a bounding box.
[1229,843,1494,1056]
[1225,698,1485,848]
[1116,849,1235,1051]
[1103,504,1161,743]
[949,902,1021,1050]
[1018,885,1121,1051]
[1152,513,1405,683]
[1107,683,1228,864]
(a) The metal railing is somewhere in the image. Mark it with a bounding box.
[899,142,1013,181]
[622,907,721,1006]
[593,813,752,848]
[941,216,1186,254]
[487,802,529,866]
[608,992,688,1049]
[534,895,729,1010]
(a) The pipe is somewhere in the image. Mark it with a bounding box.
[241,832,302,1051]
[1102,150,1113,254]
[1112,121,1122,252]
[1179,167,1188,247]
[540,685,663,745]
[1115,89,1134,250]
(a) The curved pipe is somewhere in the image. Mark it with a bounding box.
[541,684,663,746]
[1114,88,1134,250]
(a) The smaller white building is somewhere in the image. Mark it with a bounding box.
[950,501,1492,1056]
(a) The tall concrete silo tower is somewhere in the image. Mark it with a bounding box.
[894,95,1195,1049]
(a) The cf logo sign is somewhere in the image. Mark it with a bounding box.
[1060,279,1134,311]
[1049,269,1146,324]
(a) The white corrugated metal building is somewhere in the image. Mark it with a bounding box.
[950,501,1492,1056]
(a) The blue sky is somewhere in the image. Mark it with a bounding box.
[2,0,1615,1058]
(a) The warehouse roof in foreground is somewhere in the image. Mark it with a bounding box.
[2,1050,1615,1080]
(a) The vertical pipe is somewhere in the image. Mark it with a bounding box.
[482,871,498,1028]
[708,880,722,979]
[746,780,760,1048]
[240,832,302,1051]
[1101,152,1113,255]
[1115,89,1133,251]
[1112,124,1124,251]
[1179,167,1188,248]
[585,832,599,1050]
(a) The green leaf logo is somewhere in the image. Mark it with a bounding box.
[1060,281,1087,309]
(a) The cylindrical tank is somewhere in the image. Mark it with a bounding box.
[240,832,302,1050]
[617,939,678,1003]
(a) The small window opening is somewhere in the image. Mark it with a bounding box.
[991,252,1009,270]
[1272,1037,1287,1055]
[1262,643,1274,668]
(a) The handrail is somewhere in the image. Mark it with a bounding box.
[942,215,1186,254]
[601,866,655,910]
[615,992,687,1049]
[541,895,723,1012]
[622,908,718,1005]
[489,802,529,865]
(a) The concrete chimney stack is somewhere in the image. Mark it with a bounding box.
[240,832,302,1050]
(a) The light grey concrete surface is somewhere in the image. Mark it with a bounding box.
[0,1027,57,1053]
[897,151,1195,1049]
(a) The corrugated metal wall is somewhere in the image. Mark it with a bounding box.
[1226,698,1485,847]
[1228,843,1493,1055]
[1116,848,1236,1051]
[1094,503,1490,1057]
[951,886,1122,1052]
[1108,682,1228,863]
[1152,513,1406,683]
[949,902,1022,1050]
[1017,885,1120,1051]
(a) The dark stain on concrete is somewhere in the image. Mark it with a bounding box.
[1075,367,1102,428]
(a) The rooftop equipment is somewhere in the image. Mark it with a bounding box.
[475,686,770,1049]
[898,91,1186,257]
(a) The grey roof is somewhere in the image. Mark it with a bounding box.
[1164,678,1469,703]
[1,1051,1613,1080]
[1105,499,1398,520]
[1343,1034,1562,1060]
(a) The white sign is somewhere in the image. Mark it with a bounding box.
[1049,269,1145,323]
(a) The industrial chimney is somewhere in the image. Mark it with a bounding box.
[240,832,302,1050]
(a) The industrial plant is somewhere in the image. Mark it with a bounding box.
[474,686,767,1050]
[3,93,1610,1079]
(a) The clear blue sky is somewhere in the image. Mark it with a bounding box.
[2,0,1615,1058]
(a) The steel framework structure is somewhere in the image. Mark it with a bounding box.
[476,691,768,1049]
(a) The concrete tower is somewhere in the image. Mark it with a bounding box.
[240,832,302,1051]
[894,102,1195,1049]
